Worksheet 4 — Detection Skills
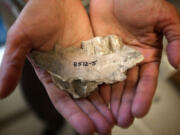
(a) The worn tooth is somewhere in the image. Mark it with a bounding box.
[30,35,144,98]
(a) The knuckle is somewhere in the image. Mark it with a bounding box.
[7,25,23,44]
[6,57,22,72]
[125,80,137,88]
[141,75,155,82]
[87,107,97,116]
[122,98,133,105]
[68,110,82,121]
[54,92,70,106]
[6,23,31,50]
[112,97,121,104]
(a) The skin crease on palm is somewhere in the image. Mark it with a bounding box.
[0,0,115,135]
[90,0,180,128]
[0,0,180,134]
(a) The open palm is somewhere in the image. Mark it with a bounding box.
[0,0,114,134]
[90,0,180,127]
[1,0,180,134]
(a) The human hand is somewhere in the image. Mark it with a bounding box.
[0,0,114,134]
[90,0,180,127]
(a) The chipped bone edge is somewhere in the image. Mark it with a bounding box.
[30,35,144,98]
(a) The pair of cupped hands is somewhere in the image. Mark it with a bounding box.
[0,0,180,134]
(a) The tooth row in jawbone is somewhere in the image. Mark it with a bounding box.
[31,35,144,98]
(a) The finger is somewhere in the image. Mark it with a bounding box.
[30,60,95,135]
[99,84,111,104]
[117,67,139,128]
[111,81,125,119]
[76,98,112,135]
[0,25,31,98]
[132,62,159,117]
[159,3,180,68]
[89,90,115,127]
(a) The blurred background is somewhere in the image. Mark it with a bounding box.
[0,0,180,135]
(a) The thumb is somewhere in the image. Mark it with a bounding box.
[0,23,31,99]
[167,36,180,69]
[161,3,180,69]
